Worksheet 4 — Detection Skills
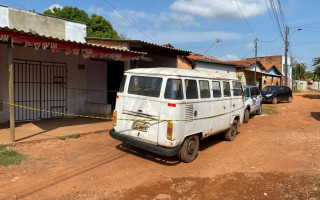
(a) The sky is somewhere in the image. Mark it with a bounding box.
[2,0,320,70]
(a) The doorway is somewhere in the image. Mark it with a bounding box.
[107,61,124,110]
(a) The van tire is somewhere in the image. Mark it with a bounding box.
[272,97,278,104]
[178,135,199,163]
[244,109,250,123]
[288,96,292,103]
[256,105,262,115]
[224,120,238,141]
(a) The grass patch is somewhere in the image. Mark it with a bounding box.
[0,149,27,167]
[292,90,301,93]
[96,130,106,134]
[0,144,6,152]
[58,136,66,140]
[68,133,80,139]
[262,105,278,115]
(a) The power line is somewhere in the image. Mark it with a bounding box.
[268,0,285,41]
[103,0,156,43]
[234,0,255,35]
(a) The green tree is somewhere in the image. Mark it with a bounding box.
[292,63,306,80]
[43,6,121,39]
[313,57,320,78]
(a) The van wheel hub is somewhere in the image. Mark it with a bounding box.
[187,140,196,155]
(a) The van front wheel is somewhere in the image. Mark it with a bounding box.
[224,120,238,141]
[178,135,199,163]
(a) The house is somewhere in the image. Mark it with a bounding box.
[239,55,292,88]
[187,53,238,78]
[0,6,144,124]
[229,59,282,90]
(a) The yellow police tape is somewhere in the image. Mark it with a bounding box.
[0,100,244,122]
[60,86,118,93]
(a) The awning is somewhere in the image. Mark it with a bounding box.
[0,27,145,60]
[244,69,282,78]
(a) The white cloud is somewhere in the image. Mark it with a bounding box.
[46,4,63,11]
[129,30,242,44]
[88,6,106,15]
[246,42,255,50]
[219,54,240,61]
[106,9,199,29]
[170,0,267,20]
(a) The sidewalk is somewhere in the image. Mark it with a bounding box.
[0,117,113,144]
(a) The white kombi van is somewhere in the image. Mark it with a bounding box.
[110,68,244,162]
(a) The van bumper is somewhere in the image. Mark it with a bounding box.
[109,129,181,157]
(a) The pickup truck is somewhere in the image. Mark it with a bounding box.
[243,86,262,123]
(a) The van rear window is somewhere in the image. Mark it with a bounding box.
[128,76,163,97]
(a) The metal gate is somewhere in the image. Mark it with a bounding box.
[13,60,67,121]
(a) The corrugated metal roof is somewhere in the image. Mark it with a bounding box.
[0,26,146,55]
[188,54,239,66]
[126,67,237,80]
[85,37,191,54]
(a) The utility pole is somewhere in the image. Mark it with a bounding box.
[8,37,15,143]
[284,26,289,86]
[254,37,258,86]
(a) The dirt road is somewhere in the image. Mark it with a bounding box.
[0,91,319,199]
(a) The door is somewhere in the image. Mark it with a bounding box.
[210,81,226,134]
[121,75,163,144]
[221,81,232,130]
[232,81,244,121]
[184,79,199,135]
[13,60,67,121]
[107,61,124,111]
[197,80,212,135]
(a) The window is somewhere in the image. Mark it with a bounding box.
[232,81,243,96]
[165,79,184,100]
[223,82,231,97]
[118,75,126,93]
[244,88,249,97]
[128,76,163,97]
[185,79,198,99]
[254,87,261,96]
[212,81,221,98]
[199,80,210,98]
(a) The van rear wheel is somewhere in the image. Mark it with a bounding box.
[244,109,250,123]
[178,135,199,163]
[224,120,238,141]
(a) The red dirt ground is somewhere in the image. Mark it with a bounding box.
[0,91,319,200]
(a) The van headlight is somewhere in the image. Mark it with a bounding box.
[266,94,273,97]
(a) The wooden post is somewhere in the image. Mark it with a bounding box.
[8,37,15,143]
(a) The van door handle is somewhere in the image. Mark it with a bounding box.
[138,109,142,112]
[233,104,236,107]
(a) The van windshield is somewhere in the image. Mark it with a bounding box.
[128,76,163,97]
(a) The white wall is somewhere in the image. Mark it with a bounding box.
[0,44,9,123]
[0,6,9,27]
[0,45,110,122]
[195,62,237,78]
[65,21,86,43]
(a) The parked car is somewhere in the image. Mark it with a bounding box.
[110,68,245,163]
[261,86,293,104]
[243,86,262,123]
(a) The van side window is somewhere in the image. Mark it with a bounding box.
[223,82,231,97]
[199,80,210,98]
[232,81,242,96]
[212,81,221,98]
[118,75,126,93]
[185,79,198,99]
[165,79,184,100]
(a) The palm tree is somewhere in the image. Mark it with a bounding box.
[313,57,320,78]
[293,63,306,80]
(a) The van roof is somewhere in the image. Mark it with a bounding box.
[125,68,238,80]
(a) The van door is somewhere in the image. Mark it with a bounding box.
[221,81,232,130]
[120,75,163,144]
[184,79,199,136]
[232,81,245,122]
[198,80,212,136]
[210,81,225,134]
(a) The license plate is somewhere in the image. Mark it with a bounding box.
[132,121,150,132]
